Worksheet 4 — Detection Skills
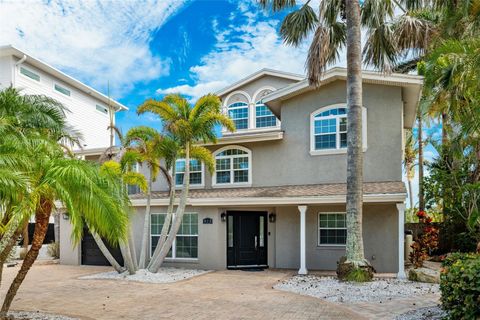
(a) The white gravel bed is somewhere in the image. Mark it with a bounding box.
[274,275,440,303]
[395,306,447,320]
[80,268,210,284]
[7,311,78,320]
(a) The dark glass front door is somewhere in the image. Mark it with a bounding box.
[227,211,267,268]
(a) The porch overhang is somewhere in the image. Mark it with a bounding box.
[129,181,406,207]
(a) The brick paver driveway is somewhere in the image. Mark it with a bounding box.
[0,264,363,320]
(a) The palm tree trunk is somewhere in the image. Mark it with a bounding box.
[0,229,22,288]
[128,227,138,271]
[91,231,125,273]
[1,199,52,314]
[418,110,425,212]
[147,166,176,271]
[344,0,366,265]
[149,143,190,273]
[119,241,136,275]
[407,178,414,210]
[138,168,153,269]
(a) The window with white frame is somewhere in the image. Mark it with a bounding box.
[313,107,347,150]
[175,159,203,187]
[318,213,347,245]
[150,213,198,258]
[20,67,40,82]
[255,101,277,128]
[54,83,71,96]
[214,147,251,185]
[228,102,249,130]
[96,104,109,115]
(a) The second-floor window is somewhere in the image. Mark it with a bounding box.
[213,146,251,186]
[312,107,347,151]
[255,101,277,128]
[228,102,249,130]
[175,159,203,187]
[20,66,40,82]
[54,83,71,96]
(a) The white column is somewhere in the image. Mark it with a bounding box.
[298,205,308,275]
[396,203,406,279]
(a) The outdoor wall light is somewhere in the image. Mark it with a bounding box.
[62,213,69,220]
[220,212,226,222]
[269,213,276,223]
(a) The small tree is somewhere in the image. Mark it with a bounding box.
[138,93,234,272]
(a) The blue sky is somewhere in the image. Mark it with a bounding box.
[1,0,439,208]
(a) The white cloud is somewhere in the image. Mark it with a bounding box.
[157,4,311,101]
[0,0,187,98]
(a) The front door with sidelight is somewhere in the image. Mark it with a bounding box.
[227,211,267,268]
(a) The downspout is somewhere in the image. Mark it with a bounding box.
[12,54,27,86]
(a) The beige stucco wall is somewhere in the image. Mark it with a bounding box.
[143,79,404,192]
[275,204,399,273]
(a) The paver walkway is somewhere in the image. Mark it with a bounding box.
[0,265,362,320]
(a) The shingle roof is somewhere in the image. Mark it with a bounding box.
[130,181,405,200]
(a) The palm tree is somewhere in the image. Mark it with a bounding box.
[0,88,130,314]
[138,93,234,272]
[259,0,381,279]
[404,130,418,210]
[122,126,166,269]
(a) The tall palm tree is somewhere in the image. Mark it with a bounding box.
[0,88,130,314]
[138,93,234,273]
[259,0,381,279]
[122,126,166,269]
[404,130,418,210]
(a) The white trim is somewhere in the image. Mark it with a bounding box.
[53,82,71,98]
[396,203,406,279]
[298,205,308,275]
[173,158,205,189]
[318,212,347,246]
[130,193,407,207]
[216,68,304,97]
[199,130,284,146]
[309,104,368,156]
[224,90,251,107]
[252,86,277,104]
[212,145,252,188]
[19,65,40,82]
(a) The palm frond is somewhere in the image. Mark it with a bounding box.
[190,146,215,174]
[280,4,318,47]
[258,0,296,12]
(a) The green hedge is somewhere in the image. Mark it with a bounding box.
[440,253,480,319]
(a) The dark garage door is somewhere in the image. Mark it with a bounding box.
[81,230,124,266]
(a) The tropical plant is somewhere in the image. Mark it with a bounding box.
[138,93,234,273]
[0,87,130,315]
[259,0,377,280]
[404,129,418,210]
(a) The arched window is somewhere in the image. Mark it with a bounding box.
[228,102,249,130]
[213,146,251,186]
[310,105,367,155]
[313,107,348,150]
[255,100,277,128]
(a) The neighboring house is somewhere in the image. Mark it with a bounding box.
[0,45,127,244]
[60,67,422,278]
[0,45,127,150]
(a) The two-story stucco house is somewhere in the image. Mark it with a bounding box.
[60,67,422,278]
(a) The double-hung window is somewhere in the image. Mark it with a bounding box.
[151,213,198,259]
[318,213,347,245]
[313,107,347,150]
[255,101,277,128]
[175,159,203,187]
[214,147,251,186]
[228,102,249,130]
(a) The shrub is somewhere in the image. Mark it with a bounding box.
[440,253,480,319]
[47,241,59,259]
[409,210,439,267]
